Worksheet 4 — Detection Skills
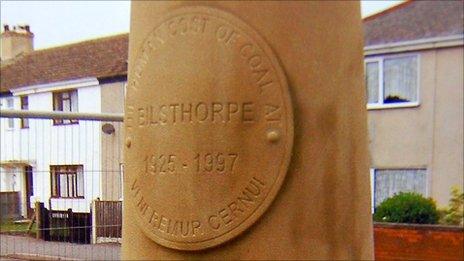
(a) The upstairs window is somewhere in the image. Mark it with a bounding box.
[53,90,78,125]
[50,165,84,198]
[365,55,419,108]
[20,96,29,128]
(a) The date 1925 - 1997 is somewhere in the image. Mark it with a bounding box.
[143,153,238,175]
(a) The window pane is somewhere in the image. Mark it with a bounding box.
[77,167,84,197]
[6,98,13,108]
[384,56,417,103]
[365,62,379,104]
[21,118,29,128]
[374,169,426,207]
[62,99,71,112]
[21,97,29,128]
[53,93,62,111]
[6,98,14,128]
[59,174,69,197]
[20,96,28,109]
[51,171,57,196]
[71,90,78,112]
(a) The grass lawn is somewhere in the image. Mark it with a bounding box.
[0,220,37,236]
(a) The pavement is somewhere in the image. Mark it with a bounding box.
[0,235,120,260]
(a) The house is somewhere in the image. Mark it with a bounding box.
[363,0,463,208]
[0,0,462,219]
[0,25,127,217]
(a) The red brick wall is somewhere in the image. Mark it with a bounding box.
[374,222,464,260]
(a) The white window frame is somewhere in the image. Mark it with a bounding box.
[119,163,124,200]
[370,167,429,213]
[370,168,375,214]
[365,53,420,110]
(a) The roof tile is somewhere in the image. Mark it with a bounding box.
[364,0,464,46]
[1,34,128,92]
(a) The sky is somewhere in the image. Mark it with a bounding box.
[1,1,404,50]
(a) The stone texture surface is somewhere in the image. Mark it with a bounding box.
[123,1,373,259]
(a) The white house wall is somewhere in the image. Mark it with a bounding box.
[1,84,103,213]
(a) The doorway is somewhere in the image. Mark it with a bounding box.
[24,166,34,218]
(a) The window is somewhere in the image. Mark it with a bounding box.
[0,166,19,191]
[53,90,78,125]
[371,168,426,211]
[20,96,29,128]
[50,165,84,198]
[6,98,14,128]
[365,55,419,108]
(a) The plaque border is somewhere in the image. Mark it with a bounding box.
[127,6,294,251]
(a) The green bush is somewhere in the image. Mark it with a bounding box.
[373,192,439,224]
[439,186,464,226]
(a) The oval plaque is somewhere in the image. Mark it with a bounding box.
[125,6,293,251]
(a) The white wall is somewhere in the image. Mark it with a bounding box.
[0,84,103,213]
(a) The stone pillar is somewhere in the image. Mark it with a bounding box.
[123,1,373,259]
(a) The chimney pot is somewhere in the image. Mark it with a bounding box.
[1,24,34,60]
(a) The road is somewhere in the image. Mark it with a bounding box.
[0,235,120,260]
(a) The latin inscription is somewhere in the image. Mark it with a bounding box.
[130,176,266,238]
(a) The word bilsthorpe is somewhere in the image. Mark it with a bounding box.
[128,102,281,128]
[132,102,255,126]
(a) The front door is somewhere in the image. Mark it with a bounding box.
[24,166,34,218]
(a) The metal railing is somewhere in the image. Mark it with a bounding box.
[0,109,123,260]
[0,109,124,122]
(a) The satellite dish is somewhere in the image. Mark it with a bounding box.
[102,123,116,135]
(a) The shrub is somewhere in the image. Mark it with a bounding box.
[439,186,464,226]
[373,192,439,224]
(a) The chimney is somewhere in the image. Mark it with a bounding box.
[1,24,34,61]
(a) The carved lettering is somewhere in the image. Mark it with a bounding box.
[128,9,292,250]
[264,104,281,122]
[207,177,266,230]
[135,102,256,126]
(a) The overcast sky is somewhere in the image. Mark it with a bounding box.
[1,1,404,50]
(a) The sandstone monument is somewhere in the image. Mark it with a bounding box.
[123,1,373,259]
